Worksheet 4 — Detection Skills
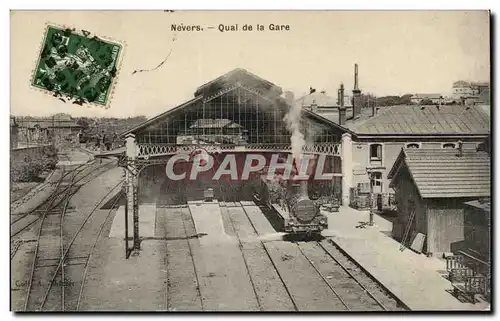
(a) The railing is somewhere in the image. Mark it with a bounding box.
[136,142,341,158]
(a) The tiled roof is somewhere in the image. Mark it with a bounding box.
[345,105,490,135]
[388,148,491,199]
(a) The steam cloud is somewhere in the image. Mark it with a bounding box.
[283,98,305,164]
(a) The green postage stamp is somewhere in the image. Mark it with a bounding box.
[31,25,123,107]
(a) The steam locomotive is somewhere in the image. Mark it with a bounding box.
[253,166,329,234]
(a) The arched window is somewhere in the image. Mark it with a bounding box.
[442,143,456,149]
[370,143,383,161]
[406,143,420,149]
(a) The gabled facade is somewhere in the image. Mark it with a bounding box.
[124,68,352,146]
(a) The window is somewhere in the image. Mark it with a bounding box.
[477,143,486,152]
[406,143,420,149]
[371,172,382,187]
[370,144,382,160]
[442,143,456,149]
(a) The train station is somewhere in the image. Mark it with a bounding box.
[10,65,491,312]
[73,67,488,311]
[9,10,492,313]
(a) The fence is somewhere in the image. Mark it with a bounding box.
[349,187,396,211]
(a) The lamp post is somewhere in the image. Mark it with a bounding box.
[367,170,380,226]
[369,172,374,226]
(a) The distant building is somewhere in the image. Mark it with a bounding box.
[17,114,82,147]
[388,148,490,256]
[452,81,474,100]
[470,82,490,97]
[452,81,490,104]
[295,90,353,123]
[410,94,443,105]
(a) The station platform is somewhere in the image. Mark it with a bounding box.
[109,204,156,239]
[323,207,490,311]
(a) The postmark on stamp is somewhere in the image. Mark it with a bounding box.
[31,25,123,107]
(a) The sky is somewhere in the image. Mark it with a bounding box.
[10,10,490,118]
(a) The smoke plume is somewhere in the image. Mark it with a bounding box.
[283,98,305,165]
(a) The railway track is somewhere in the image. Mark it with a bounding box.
[160,178,204,311]
[23,170,78,311]
[295,240,393,311]
[210,166,300,312]
[238,204,299,311]
[11,159,117,241]
[22,177,125,311]
[240,198,405,311]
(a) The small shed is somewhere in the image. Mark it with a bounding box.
[387,148,490,256]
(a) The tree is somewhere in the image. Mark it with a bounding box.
[400,94,413,105]
[76,118,89,129]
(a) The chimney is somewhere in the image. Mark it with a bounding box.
[457,140,463,157]
[352,63,362,118]
[340,84,345,107]
[284,91,295,103]
[354,64,359,91]
[338,83,346,126]
[311,100,318,113]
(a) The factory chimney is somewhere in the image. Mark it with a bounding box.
[352,63,362,118]
[338,83,346,126]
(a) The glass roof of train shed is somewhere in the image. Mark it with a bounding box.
[123,68,353,145]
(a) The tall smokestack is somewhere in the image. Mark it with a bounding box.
[352,63,362,118]
[338,83,346,126]
[354,64,359,91]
